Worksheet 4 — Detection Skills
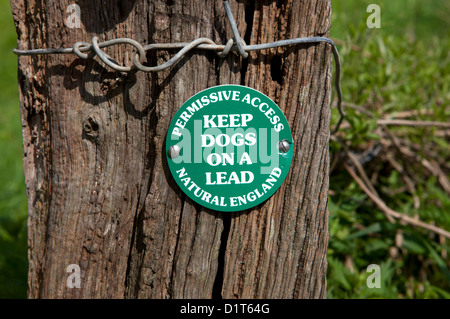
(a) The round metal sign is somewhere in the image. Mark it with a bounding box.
[166,84,293,212]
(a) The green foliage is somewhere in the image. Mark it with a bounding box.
[328,0,450,299]
[0,0,28,298]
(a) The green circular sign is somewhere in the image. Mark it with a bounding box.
[166,84,293,212]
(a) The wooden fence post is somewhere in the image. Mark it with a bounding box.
[11,0,331,298]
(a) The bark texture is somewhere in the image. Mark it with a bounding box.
[11,0,331,299]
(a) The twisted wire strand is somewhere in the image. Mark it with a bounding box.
[12,0,345,133]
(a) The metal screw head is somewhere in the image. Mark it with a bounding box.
[168,145,181,159]
[278,139,291,153]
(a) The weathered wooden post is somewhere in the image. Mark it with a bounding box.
[11,0,332,298]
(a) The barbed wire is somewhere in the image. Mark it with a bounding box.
[12,0,345,133]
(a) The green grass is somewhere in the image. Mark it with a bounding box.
[331,0,449,41]
[0,0,449,298]
[0,0,28,299]
[328,0,450,299]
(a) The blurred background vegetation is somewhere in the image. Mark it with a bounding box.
[0,0,448,298]
[328,0,450,298]
[0,0,28,298]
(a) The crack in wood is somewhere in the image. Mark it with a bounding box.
[239,0,255,86]
[211,212,230,299]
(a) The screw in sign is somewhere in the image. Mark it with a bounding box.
[166,85,293,212]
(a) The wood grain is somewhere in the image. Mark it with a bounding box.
[11,0,331,298]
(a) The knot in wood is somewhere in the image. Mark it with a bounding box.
[83,116,100,138]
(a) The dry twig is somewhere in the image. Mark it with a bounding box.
[344,162,450,239]
[385,153,421,209]
[377,119,450,128]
